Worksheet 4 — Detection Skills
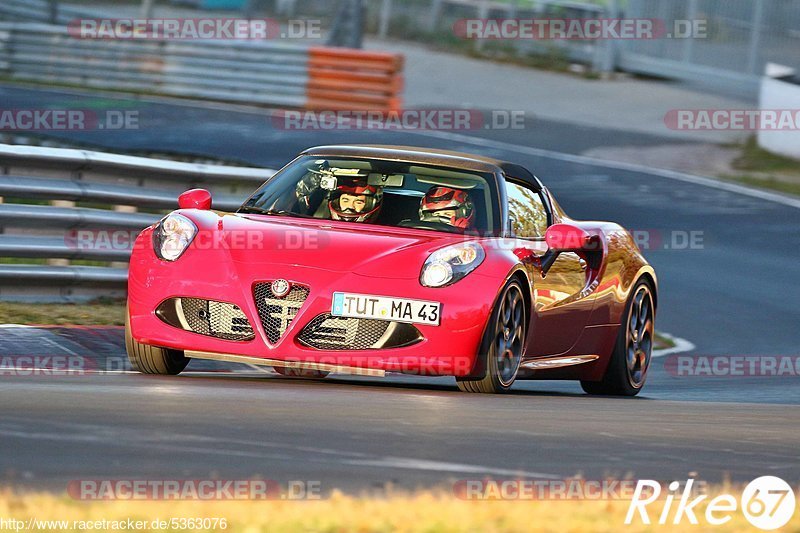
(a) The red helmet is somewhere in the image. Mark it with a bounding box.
[419,186,474,229]
[329,178,383,223]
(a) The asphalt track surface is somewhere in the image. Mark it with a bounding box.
[1,85,799,492]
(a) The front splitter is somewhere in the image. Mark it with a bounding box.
[185,350,387,377]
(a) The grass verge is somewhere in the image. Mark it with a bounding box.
[0,299,125,326]
[733,136,800,174]
[723,174,800,197]
[721,136,800,197]
[2,487,797,533]
[653,332,676,351]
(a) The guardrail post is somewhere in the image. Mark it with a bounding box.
[747,0,765,75]
[48,0,58,25]
[474,0,489,53]
[428,0,443,33]
[0,26,13,74]
[48,199,75,267]
[378,0,392,39]
[111,204,137,269]
[508,0,518,19]
[140,0,155,19]
[0,38,7,67]
[682,0,698,63]
[594,0,619,75]
[277,0,296,17]
[328,0,365,48]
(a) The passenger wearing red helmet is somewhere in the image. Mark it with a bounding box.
[329,178,383,223]
[419,186,475,229]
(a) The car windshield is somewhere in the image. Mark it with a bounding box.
[240,156,497,234]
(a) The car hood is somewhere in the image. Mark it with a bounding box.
[215,213,468,279]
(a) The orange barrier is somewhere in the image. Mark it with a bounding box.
[307,47,404,112]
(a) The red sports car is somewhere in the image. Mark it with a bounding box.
[127,145,657,395]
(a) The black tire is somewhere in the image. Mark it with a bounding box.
[581,280,655,396]
[273,367,329,379]
[125,304,189,375]
[457,280,527,394]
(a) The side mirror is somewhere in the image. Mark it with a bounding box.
[178,189,212,210]
[545,224,595,252]
[540,223,600,276]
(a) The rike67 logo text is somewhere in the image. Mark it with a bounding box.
[626,477,796,530]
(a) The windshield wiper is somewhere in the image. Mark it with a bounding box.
[237,206,314,218]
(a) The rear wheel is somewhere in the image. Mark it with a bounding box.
[125,304,189,375]
[581,280,654,396]
[457,280,527,394]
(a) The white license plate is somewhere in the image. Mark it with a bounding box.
[331,292,441,326]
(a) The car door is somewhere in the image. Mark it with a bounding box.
[505,179,594,356]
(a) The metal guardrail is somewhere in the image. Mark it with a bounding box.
[0,143,276,302]
[0,203,159,229]
[0,0,108,26]
[0,143,271,179]
[0,22,310,108]
[0,176,244,211]
[0,15,404,110]
[0,264,129,284]
[0,235,133,262]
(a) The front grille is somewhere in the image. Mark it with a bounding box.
[156,298,255,341]
[298,314,422,351]
[253,282,310,344]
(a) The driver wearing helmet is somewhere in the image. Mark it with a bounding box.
[329,178,383,223]
[419,186,475,229]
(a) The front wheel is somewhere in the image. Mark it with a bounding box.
[125,304,189,375]
[457,280,527,394]
[581,280,655,396]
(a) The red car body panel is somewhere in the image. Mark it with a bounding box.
[128,146,657,382]
[130,214,514,376]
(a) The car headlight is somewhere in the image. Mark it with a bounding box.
[420,242,485,287]
[153,214,197,261]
